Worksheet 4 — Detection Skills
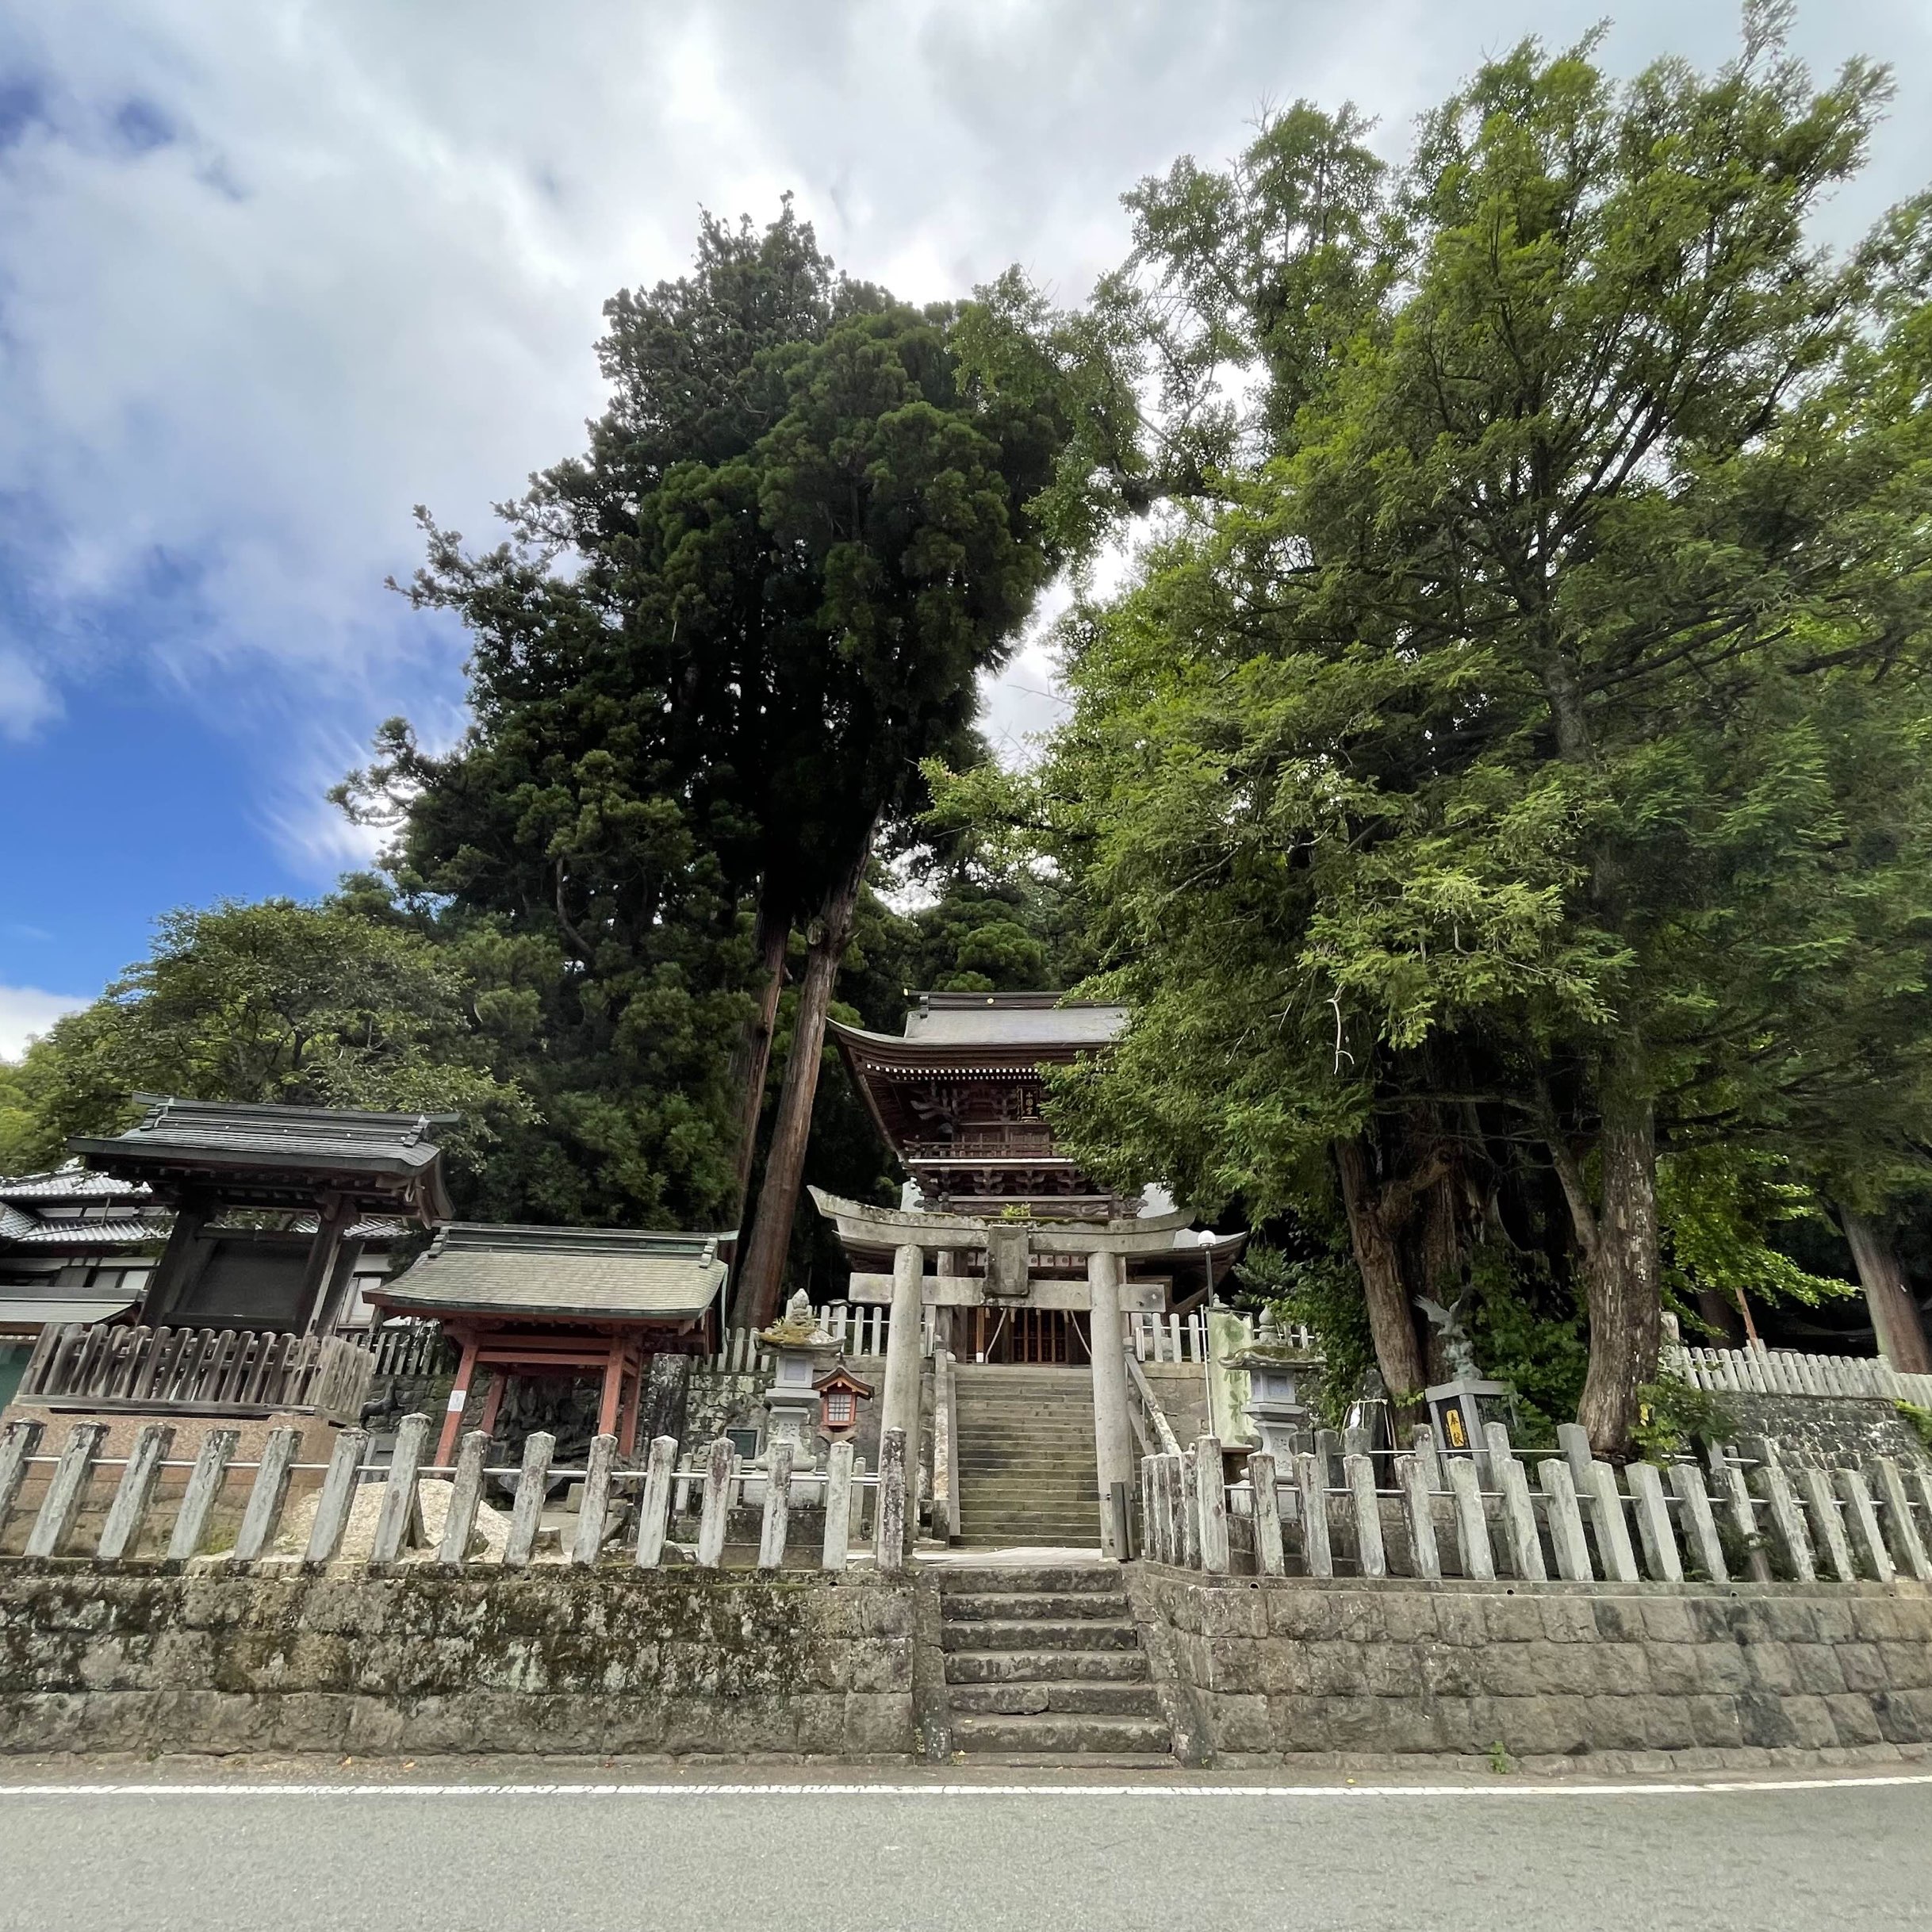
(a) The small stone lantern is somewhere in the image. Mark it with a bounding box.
[814,1362,873,1444]
[758,1290,836,1469]
[1232,1324,1321,1464]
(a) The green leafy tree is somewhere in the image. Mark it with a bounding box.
[0,899,523,1176]
[347,206,1067,1307]
[944,10,1932,1450]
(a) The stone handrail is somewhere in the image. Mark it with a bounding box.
[1125,1349,1183,1457]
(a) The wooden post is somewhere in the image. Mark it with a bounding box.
[1410,1425,1443,1493]
[305,1428,369,1566]
[504,1430,555,1569]
[1248,1452,1284,1577]
[618,1351,642,1461]
[594,1349,624,1443]
[571,1433,619,1567]
[1194,1434,1229,1574]
[97,1424,174,1563]
[695,1436,733,1569]
[372,1414,430,1564]
[1493,1451,1547,1581]
[1537,1460,1595,1581]
[0,1418,44,1548]
[1447,1455,1494,1580]
[1296,1451,1332,1579]
[1584,1461,1640,1582]
[232,1427,301,1566]
[758,1440,794,1571]
[166,1428,238,1562]
[1752,1453,1816,1582]
[1834,1466,1892,1583]
[1668,1462,1729,1582]
[438,1430,489,1566]
[821,1439,854,1572]
[1796,1466,1855,1582]
[634,1435,679,1570]
[25,1422,105,1559]
[1870,1457,1931,1581]
[1398,1454,1439,1578]
[1712,1444,1773,1582]
[435,1334,481,1466]
[1344,1451,1385,1578]
[294,1192,358,1337]
[875,1426,908,1576]
[1625,1460,1683,1583]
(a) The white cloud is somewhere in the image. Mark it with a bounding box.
[0,651,60,739]
[0,0,1926,871]
[0,985,88,1060]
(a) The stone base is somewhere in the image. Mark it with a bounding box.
[1128,1566,1932,1768]
[0,1564,915,1758]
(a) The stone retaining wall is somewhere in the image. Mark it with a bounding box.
[0,1564,914,1758]
[1129,1566,1932,1771]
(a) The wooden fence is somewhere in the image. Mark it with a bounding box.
[17,1324,374,1426]
[707,1303,902,1375]
[335,1321,456,1382]
[0,1413,910,1576]
[1151,1418,1932,1587]
[1672,1340,1932,1409]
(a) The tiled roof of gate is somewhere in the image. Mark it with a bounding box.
[374,1223,730,1322]
[0,1163,153,1204]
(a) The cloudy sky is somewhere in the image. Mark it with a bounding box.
[2,0,1928,1055]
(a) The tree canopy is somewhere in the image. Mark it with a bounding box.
[940,8,1932,1447]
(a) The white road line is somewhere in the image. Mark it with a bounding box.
[0,1776,1926,1799]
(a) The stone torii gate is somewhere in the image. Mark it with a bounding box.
[810,1187,1230,1557]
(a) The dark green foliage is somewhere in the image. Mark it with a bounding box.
[336,205,1068,1242]
[0,898,523,1179]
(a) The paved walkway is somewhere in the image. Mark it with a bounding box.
[1,1764,1926,1930]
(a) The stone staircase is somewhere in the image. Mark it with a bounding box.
[935,1562,1173,1760]
[953,1364,1099,1548]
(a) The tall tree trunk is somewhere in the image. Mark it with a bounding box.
[1334,1137,1430,1419]
[1842,1209,1932,1376]
[1574,1081,1661,1456]
[730,828,876,1330]
[726,909,790,1236]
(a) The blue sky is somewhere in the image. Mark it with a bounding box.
[3,0,1930,1054]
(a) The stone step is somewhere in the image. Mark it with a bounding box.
[939,1618,1139,1653]
[943,1648,1149,1685]
[954,1524,1102,1544]
[941,1591,1129,1622]
[930,1565,1121,1593]
[945,1680,1163,1717]
[949,1713,1173,1755]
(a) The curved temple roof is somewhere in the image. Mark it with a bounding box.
[375,1223,733,1324]
[70,1095,456,1221]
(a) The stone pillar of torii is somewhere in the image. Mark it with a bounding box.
[809,1188,1229,1558]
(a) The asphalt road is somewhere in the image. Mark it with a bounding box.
[0,1768,1926,1931]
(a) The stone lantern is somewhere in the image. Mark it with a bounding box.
[758,1290,837,1469]
[1232,1320,1321,1463]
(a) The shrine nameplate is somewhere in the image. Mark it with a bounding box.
[846,1272,1166,1313]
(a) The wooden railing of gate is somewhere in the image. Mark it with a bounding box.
[18,1324,374,1425]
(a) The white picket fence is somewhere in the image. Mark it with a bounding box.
[707,1303,910,1375]
[1130,1312,1211,1363]
[1673,1340,1932,1409]
[0,1413,911,1576]
[1150,1419,1932,1587]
